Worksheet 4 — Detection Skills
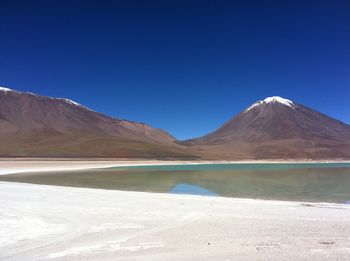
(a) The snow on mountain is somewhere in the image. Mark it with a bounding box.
[263,96,296,107]
[245,96,297,112]
[0,86,89,110]
[0,87,14,92]
[57,98,83,107]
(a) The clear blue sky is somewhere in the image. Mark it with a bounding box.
[1,0,349,140]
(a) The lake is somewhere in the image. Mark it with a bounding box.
[1,163,350,203]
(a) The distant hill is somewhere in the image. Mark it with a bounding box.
[0,87,195,158]
[1,88,349,159]
[184,96,350,159]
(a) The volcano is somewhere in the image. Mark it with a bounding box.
[185,96,350,159]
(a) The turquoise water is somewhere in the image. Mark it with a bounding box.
[1,163,350,203]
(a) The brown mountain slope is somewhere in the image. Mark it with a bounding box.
[1,89,349,160]
[0,87,196,158]
[185,96,350,160]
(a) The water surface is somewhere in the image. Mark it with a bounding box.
[1,163,350,203]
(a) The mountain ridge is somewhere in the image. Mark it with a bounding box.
[0,87,195,158]
[0,87,161,127]
[1,88,349,159]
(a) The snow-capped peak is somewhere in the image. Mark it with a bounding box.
[245,96,297,112]
[263,96,295,106]
[0,86,14,92]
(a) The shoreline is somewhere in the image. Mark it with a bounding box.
[0,158,349,176]
[1,181,350,260]
[2,180,349,208]
[1,160,350,259]
[1,159,350,206]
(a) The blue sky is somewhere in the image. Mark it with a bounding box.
[0,0,349,140]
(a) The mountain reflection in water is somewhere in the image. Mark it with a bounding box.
[170,183,217,196]
[1,163,350,203]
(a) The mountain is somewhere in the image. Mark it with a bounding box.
[0,87,195,158]
[1,89,349,160]
[185,96,350,159]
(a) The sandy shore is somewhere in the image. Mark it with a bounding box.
[0,158,349,175]
[1,181,350,260]
[0,159,214,175]
[1,160,350,260]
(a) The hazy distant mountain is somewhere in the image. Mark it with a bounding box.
[0,87,195,158]
[185,96,350,159]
